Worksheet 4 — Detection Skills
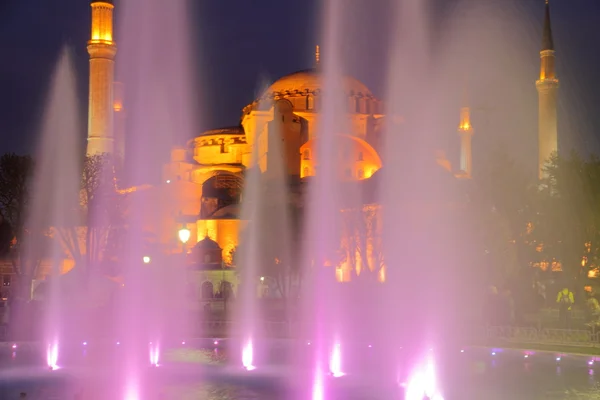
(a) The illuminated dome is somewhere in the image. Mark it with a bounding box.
[193,237,222,252]
[265,68,372,96]
[243,69,382,115]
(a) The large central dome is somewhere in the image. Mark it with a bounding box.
[242,68,382,116]
[265,68,372,96]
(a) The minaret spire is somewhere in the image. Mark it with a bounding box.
[536,0,559,179]
[457,82,474,179]
[542,0,554,51]
[315,45,320,67]
[87,0,117,156]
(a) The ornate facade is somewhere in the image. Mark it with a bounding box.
[83,1,559,288]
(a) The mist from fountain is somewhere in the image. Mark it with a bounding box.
[4,0,547,398]
[236,139,263,372]
[25,48,82,371]
[235,83,299,371]
[112,0,197,397]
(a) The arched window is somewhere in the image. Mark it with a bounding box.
[307,95,314,110]
[303,149,311,160]
[303,167,309,177]
[201,281,214,299]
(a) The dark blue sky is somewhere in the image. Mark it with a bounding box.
[1,0,600,174]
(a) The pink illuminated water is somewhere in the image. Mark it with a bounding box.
[18,0,543,398]
[312,365,326,400]
[329,342,344,378]
[111,0,198,393]
[242,339,255,371]
[149,341,160,366]
[405,355,444,400]
[46,341,59,370]
[29,48,82,372]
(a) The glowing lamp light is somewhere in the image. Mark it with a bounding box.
[460,349,465,353]
[589,360,594,366]
[329,342,345,378]
[556,357,561,362]
[47,342,59,371]
[214,340,219,346]
[142,256,151,264]
[242,340,255,371]
[260,276,265,282]
[83,341,88,346]
[125,385,139,400]
[149,342,160,367]
[11,344,17,349]
[312,366,325,400]
[491,352,496,356]
[178,228,191,244]
[166,180,171,184]
[524,354,529,358]
[405,356,444,400]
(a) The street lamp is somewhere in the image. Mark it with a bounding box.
[142,256,151,264]
[178,228,191,245]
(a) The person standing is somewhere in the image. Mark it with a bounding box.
[556,287,574,329]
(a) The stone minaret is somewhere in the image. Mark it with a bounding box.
[536,0,558,179]
[315,45,320,67]
[458,95,474,179]
[87,1,117,156]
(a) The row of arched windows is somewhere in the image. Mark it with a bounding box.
[275,94,381,114]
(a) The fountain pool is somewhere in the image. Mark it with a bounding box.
[0,341,599,400]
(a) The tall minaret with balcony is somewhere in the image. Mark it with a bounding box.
[87,1,117,156]
[536,0,559,179]
[457,88,474,179]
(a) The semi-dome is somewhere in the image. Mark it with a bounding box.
[199,126,245,137]
[192,237,222,252]
[300,134,382,181]
[265,68,372,96]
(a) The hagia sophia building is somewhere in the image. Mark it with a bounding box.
[82,0,559,292]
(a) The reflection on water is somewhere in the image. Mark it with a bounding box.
[2,346,600,399]
[163,348,227,365]
[163,383,273,400]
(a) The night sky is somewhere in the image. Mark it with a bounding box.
[1,0,600,177]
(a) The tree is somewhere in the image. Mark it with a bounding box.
[535,152,600,283]
[0,154,33,244]
[472,145,538,286]
[0,153,49,297]
[55,154,125,275]
[0,154,33,264]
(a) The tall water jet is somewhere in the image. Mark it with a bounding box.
[301,0,352,394]
[115,0,197,395]
[237,82,297,370]
[236,134,263,371]
[25,48,82,370]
